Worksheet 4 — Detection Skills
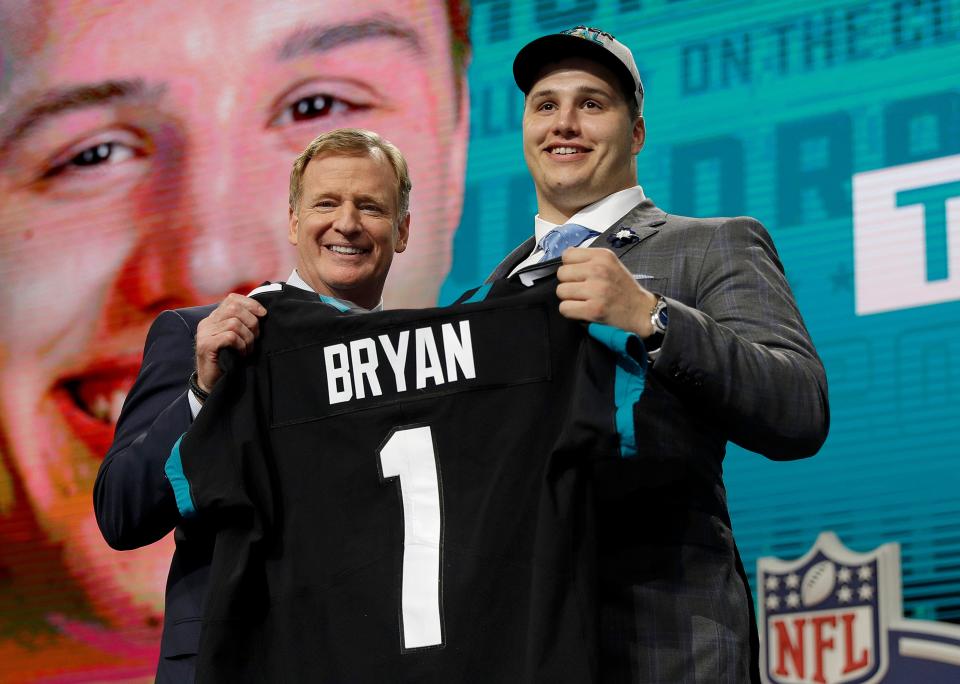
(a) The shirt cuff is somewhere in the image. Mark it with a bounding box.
[188,390,203,420]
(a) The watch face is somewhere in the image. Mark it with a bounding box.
[651,299,668,333]
[650,299,669,334]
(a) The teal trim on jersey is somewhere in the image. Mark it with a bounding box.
[587,323,647,459]
[165,433,197,518]
[318,295,351,312]
[462,283,493,304]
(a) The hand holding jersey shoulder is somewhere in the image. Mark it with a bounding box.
[195,291,269,391]
[555,247,659,338]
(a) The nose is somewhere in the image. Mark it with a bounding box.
[553,102,581,138]
[120,125,284,313]
[331,202,363,237]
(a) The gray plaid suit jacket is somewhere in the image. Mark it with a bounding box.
[487,198,829,683]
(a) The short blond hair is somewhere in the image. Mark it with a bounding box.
[288,128,412,217]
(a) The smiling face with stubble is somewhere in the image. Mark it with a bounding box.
[522,57,644,224]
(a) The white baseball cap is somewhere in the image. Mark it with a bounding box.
[513,26,644,114]
[513,26,643,113]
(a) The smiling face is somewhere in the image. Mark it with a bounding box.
[289,151,409,308]
[0,0,466,632]
[522,58,645,223]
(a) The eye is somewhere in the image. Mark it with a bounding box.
[293,94,343,120]
[271,91,370,126]
[42,140,136,179]
[537,101,557,112]
[360,202,386,214]
[583,100,602,110]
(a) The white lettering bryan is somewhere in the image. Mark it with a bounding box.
[324,320,476,404]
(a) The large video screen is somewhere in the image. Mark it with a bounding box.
[1,0,957,680]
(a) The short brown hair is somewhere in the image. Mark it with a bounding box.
[288,128,412,217]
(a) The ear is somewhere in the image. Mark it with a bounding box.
[632,116,645,155]
[395,212,411,253]
[287,205,299,246]
[441,79,470,240]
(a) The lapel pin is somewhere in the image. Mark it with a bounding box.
[607,227,640,248]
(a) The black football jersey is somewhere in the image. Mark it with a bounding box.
[169,276,646,683]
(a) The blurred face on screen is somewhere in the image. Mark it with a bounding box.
[0,0,467,633]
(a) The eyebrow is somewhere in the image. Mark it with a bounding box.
[307,191,388,205]
[278,16,424,61]
[0,18,423,153]
[0,79,162,153]
[527,85,613,101]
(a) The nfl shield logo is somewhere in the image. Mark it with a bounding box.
[758,533,901,684]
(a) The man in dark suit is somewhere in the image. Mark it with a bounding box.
[93,128,412,682]
[489,27,829,682]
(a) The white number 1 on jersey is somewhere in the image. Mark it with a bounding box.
[378,426,444,650]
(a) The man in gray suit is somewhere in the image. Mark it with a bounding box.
[489,26,829,682]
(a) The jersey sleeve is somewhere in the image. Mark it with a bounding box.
[164,351,274,529]
[586,322,647,459]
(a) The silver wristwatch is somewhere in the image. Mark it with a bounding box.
[650,296,669,335]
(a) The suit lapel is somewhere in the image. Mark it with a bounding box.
[485,236,537,283]
[589,198,666,260]
[485,199,667,282]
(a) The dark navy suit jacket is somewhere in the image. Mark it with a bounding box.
[94,304,216,681]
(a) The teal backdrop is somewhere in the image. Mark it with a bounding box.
[443,0,960,623]
[1,1,957,680]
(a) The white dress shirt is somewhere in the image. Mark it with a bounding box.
[509,185,646,277]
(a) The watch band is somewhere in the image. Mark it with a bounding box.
[189,371,210,403]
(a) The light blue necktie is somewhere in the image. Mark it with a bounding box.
[537,223,600,262]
